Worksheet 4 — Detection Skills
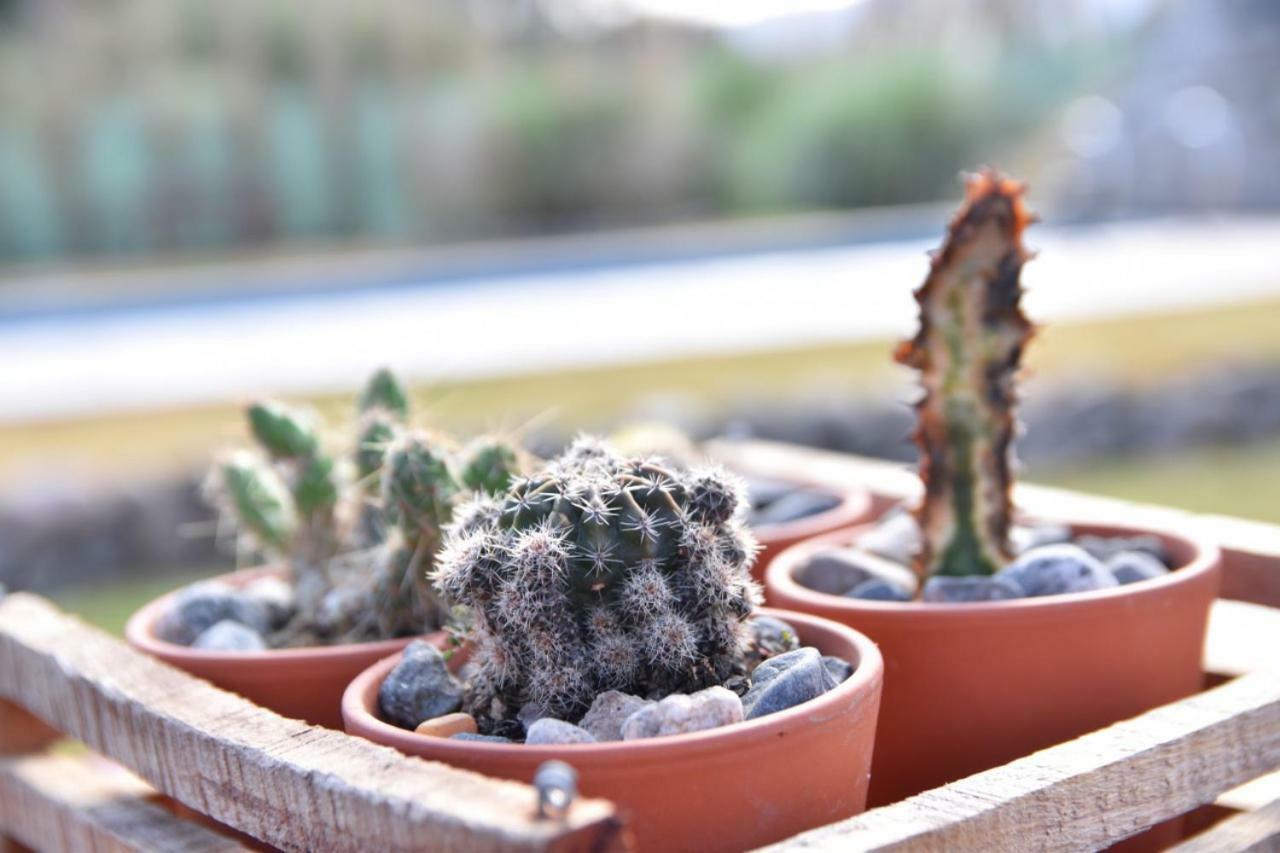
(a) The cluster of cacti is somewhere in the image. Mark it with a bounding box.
[204,368,526,644]
[434,436,761,724]
[895,169,1036,579]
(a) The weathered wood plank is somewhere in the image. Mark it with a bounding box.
[0,752,248,853]
[1206,600,1280,679]
[0,594,625,853]
[1171,797,1280,852]
[757,670,1280,852]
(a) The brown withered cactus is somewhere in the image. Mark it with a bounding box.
[895,170,1036,579]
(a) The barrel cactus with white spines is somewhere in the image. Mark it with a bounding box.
[435,436,761,723]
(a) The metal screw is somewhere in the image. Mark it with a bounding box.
[534,760,578,819]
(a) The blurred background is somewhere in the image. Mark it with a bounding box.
[2,0,1279,630]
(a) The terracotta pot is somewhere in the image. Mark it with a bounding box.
[343,607,883,853]
[126,566,440,729]
[766,522,1222,807]
[750,485,875,583]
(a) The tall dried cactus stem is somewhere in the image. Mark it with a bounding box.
[895,170,1036,579]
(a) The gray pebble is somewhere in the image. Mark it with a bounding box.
[451,732,515,743]
[821,655,854,685]
[378,640,464,730]
[855,507,921,566]
[750,490,840,526]
[1108,550,1171,585]
[844,577,912,601]
[241,576,297,629]
[621,686,744,739]
[578,691,653,742]
[996,544,1118,597]
[798,547,917,597]
[1010,522,1073,554]
[921,575,1025,603]
[742,647,834,720]
[1076,534,1170,567]
[156,581,271,646]
[526,718,598,745]
[743,477,798,509]
[192,619,266,651]
[748,615,801,657]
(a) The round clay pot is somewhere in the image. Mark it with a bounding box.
[126,566,439,729]
[766,522,1222,807]
[342,607,883,853]
[750,485,875,583]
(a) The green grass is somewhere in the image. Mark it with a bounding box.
[1033,439,1280,525]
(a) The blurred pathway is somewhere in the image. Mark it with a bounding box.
[2,214,1279,422]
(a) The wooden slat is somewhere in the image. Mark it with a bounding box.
[0,752,248,853]
[1206,600,1280,679]
[0,594,625,853]
[758,670,1280,852]
[1171,797,1280,852]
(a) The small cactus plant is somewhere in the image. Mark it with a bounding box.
[203,368,528,645]
[895,169,1035,579]
[434,436,761,723]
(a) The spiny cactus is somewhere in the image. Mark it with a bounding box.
[895,169,1036,579]
[208,451,297,554]
[354,370,410,547]
[434,436,761,723]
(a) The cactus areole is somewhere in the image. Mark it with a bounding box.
[895,170,1036,579]
[435,437,761,723]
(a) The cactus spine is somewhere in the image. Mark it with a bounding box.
[434,436,760,723]
[895,170,1035,579]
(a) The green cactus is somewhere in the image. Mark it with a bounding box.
[458,437,522,495]
[358,366,410,420]
[206,451,297,554]
[434,436,760,723]
[895,169,1035,578]
[353,369,410,547]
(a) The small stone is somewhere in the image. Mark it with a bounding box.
[451,732,514,743]
[797,547,917,597]
[743,477,798,510]
[822,655,854,684]
[315,583,370,635]
[750,490,840,525]
[242,576,296,628]
[921,575,1025,603]
[844,577,911,601]
[621,686,744,740]
[1076,534,1170,567]
[415,712,478,738]
[1108,551,1171,585]
[192,619,266,651]
[855,507,921,566]
[156,581,271,646]
[1010,522,1073,554]
[742,647,834,720]
[517,702,547,734]
[526,718,598,745]
[378,640,464,730]
[748,615,801,658]
[996,544,1118,597]
[578,691,653,742]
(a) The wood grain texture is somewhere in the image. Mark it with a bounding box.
[758,670,1280,852]
[1172,797,1280,852]
[0,752,248,852]
[0,594,625,853]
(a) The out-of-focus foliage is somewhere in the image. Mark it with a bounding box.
[0,0,1120,264]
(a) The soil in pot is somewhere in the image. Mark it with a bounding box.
[766,516,1221,807]
[343,608,883,853]
[743,475,874,582]
[125,566,442,728]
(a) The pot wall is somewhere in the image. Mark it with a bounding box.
[125,566,434,728]
[766,522,1221,807]
[342,608,883,853]
[750,487,874,583]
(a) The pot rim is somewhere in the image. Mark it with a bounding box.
[124,565,425,663]
[766,518,1222,621]
[341,606,883,763]
[750,482,873,542]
